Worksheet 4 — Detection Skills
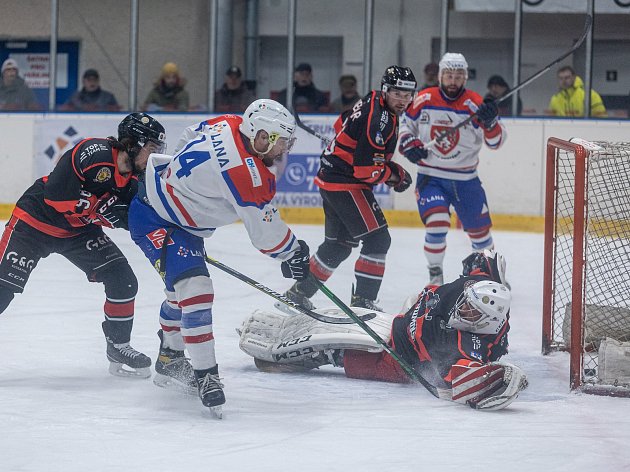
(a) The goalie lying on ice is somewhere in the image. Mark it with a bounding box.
[239,251,528,410]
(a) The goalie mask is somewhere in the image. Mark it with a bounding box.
[240,99,297,158]
[449,281,510,335]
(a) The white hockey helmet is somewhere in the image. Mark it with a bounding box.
[240,99,297,155]
[449,280,510,335]
[438,52,469,82]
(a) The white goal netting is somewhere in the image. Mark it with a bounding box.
[546,140,630,393]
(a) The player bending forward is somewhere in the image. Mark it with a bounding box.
[128,99,310,415]
[239,251,528,410]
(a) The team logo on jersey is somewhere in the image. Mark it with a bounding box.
[375,131,385,146]
[431,125,459,155]
[146,228,175,249]
[94,167,111,183]
[262,208,277,222]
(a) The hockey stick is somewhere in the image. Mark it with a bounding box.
[314,280,450,400]
[423,13,593,149]
[293,106,332,146]
[204,255,376,325]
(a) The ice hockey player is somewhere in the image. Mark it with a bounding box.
[398,52,507,285]
[0,112,166,378]
[239,250,528,411]
[281,65,417,313]
[128,99,311,416]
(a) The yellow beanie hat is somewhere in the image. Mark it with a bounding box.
[161,62,179,77]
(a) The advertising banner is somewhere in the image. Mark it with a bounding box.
[273,114,394,209]
[33,113,393,209]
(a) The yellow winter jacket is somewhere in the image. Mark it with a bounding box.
[548,76,607,117]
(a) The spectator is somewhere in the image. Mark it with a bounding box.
[484,75,522,117]
[330,74,361,113]
[548,65,607,117]
[420,62,439,90]
[214,65,255,113]
[142,62,189,112]
[61,69,120,112]
[0,58,39,111]
[277,63,329,112]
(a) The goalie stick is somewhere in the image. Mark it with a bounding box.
[423,13,593,149]
[204,255,376,325]
[315,280,528,409]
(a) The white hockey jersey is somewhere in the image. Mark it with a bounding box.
[400,87,506,181]
[144,115,301,261]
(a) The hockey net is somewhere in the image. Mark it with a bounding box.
[542,138,630,396]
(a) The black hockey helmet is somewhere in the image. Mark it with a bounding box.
[117,113,166,157]
[381,65,417,93]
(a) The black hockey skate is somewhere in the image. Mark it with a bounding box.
[104,336,152,378]
[428,265,444,286]
[195,366,226,418]
[350,287,383,312]
[275,283,316,314]
[153,330,197,395]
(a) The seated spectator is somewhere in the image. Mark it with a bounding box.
[61,69,120,112]
[484,75,522,116]
[142,62,189,112]
[548,66,607,117]
[214,65,255,113]
[420,62,439,90]
[330,74,361,113]
[277,63,329,112]
[0,58,39,111]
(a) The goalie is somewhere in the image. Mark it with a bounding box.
[239,251,528,410]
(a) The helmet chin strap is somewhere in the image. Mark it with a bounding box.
[250,137,273,157]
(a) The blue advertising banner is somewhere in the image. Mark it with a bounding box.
[273,115,394,209]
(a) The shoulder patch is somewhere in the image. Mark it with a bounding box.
[94,167,111,183]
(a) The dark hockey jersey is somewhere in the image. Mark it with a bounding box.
[391,275,510,389]
[314,90,399,191]
[13,138,137,237]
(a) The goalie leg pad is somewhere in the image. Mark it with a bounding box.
[451,361,528,411]
[239,308,395,365]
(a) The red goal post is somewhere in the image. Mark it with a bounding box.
[542,137,630,396]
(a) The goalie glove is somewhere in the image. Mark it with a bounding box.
[451,361,528,411]
[93,195,130,230]
[281,240,310,281]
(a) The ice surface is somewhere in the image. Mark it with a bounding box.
[1,224,629,471]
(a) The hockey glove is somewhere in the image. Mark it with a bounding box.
[476,99,499,130]
[94,195,130,230]
[386,162,413,193]
[398,133,428,164]
[281,240,311,281]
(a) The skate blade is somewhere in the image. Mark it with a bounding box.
[108,362,151,379]
[153,373,197,396]
[201,405,223,419]
[210,405,223,419]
